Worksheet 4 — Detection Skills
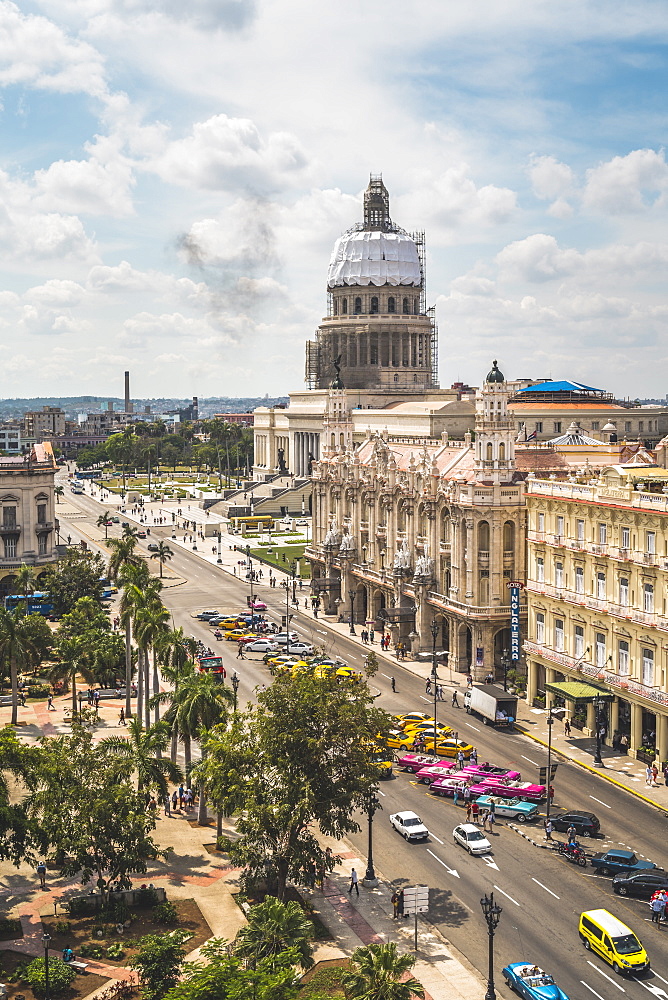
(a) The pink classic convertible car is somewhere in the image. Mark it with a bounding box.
[428,775,475,798]
[414,763,458,785]
[468,775,546,801]
[461,763,521,781]
[396,753,448,774]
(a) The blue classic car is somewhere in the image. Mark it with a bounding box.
[502,962,571,1000]
[590,850,657,876]
[475,795,539,822]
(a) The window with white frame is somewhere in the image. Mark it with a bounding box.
[619,577,629,607]
[555,560,564,588]
[618,640,630,675]
[642,648,654,686]
[598,523,607,545]
[597,572,606,600]
[646,531,656,554]
[3,535,17,558]
[538,512,545,532]
[621,526,630,550]
[576,519,584,542]
[595,632,606,668]
[575,566,584,594]
[555,619,565,652]
[38,534,47,556]
[644,583,654,613]
[536,612,545,644]
[556,515,564,538]
[574,625,584,658]
[536,556,544,583]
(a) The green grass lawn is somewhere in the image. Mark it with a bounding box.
[249,544,311,578]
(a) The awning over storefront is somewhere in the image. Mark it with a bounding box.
[545,680,616,704]
[377,606,416,623]
[310,577,341,593]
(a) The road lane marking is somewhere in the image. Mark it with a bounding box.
[420,696,432,704]
[587,962,625,992]
[531,877,560,899]
[465,723,481,732]
[381,673,392,679]
[522,755,539,765]
[426,849,459,877]
[590,796,611,809]
[316,629,327,635]
[632,978,668,999]
[430,833,444,845]
[651,973,668,987]
[493,885,519,906]
[377,790,386,797]
[483,857,499,870]
[580,981,608,1000]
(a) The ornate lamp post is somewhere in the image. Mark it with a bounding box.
[480,892,502,1000]
[217,531,222,564]
[348,590,356,635]
[231,672,240,712]
[593,693,604,767]
[546,709,554,822]
[42,932,51,1000]
[431,619,439,734]
[363,788,380,887]
[501,649,510,691]
[246,544,255,628]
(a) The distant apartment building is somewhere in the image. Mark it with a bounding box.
[213,413,254,426]
[0,425,22,455]
[0,442,59,597]
[23,406,66,439]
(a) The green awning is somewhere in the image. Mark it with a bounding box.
[545,680,616,704]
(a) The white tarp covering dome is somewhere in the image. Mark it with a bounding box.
[327,230,421,288]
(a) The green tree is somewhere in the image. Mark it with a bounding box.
[131,931,190,1000]
[43,548,106,616]
[52,597,114,713]
[15,564,37,604]
[97,510,112,539]
[0,726,43,865]
[100,717,182,795]
[163,937,299,1000]
[235,896,314,971]
[107,536,142,719]
[106,428,139,492]
[341,943,425,1000]
[150,541,173,579]
[201,672,391,899]
[54,485,64,504]
[134,600,170,727]
[154,629,196,763]
[175,672,233,824]
[120,565,162,724]
[29,725,163,895]
[0,610,39,725]
[26,956,76,997]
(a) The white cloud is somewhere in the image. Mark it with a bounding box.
[495,234,581,282]
[583,149,668,214]
[33,135,135,216]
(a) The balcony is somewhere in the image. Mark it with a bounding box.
[478,550,490,567]
[428,591,518,620]
[0,523,20,535]
[35,521,53,533]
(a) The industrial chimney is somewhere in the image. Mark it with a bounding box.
[124,371,133,414]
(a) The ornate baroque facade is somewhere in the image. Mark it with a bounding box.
[0,443,59,597]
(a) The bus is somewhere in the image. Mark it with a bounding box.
[229,515,274,532]
[197,655,226,678]
[5,592,54,616]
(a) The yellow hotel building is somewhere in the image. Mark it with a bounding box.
[524,464,668,764]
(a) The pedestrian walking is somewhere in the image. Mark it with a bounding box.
[172,791,178,812]
[452,689,460,707]
[544,818,553,841]
[426,679,432,695]
[466,802,472,823]
[164,795,171,816]
[481,811,489,832]
[237,643,244,659]
[567,824,577,844]
[453,788,459,807]
[652,764,659,786]
[47,693,53,710]
[664,763,668,786]
[437,684,444,701]
[178,784,184,808]
[369,630,375,644]
[469,747,478,765]
[651,895,664,926]
[488,810,496,834]
[391,891,400,919]
[471,800,479,823]
[564,718,571,738]
[391,676,396,692]
[646,765,653,786]
[548,784,555,806]
[119,707,125,725]
[456,750,465,770]
[466,672,473,688]
[348,868,359,896]
[36,862,47,889]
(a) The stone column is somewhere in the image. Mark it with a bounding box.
[465,519,474,599]
[526,659,538,706]
[491,517,502,605]
[656,711,668,765]
[630,701,642,755]
[545,667,555,711]
[586,702,595,735]
[450,517,460,598]
[609,698,619,742]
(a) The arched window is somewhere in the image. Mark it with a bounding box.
[388,296,396,313]
[370,296,379,314]
[478,521,490,552]
[503,521,515,553]
[499,442,505,461]
[342,297,348,314]
[333,299,338,316]
[414,298,419,314]
[486,442,493,461]
[354,297,362,314]
[403,297,409,314]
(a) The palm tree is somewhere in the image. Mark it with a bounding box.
[118,562,158,722]
[234,896,314,971]
[152,654,196,764]
[54,485,64,504]
[108,537,142,720]
[14,565,36,612]
[96,510,112,539]
[122,524,139,540]
[150,541,173,579]
[134,601,170,727]
[174,672,233,824]
[341,943,425,1000]
[50,634,97,717]
[0,610,38,725]
[99,716,182,796]
[155,628,197,761]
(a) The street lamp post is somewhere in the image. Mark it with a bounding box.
[546,710,554,822]
[217,531,222,564]
[363,789,379,887]
[431,619,439,735]
[43,933,51,1000]
[593,694,604,767]
[480,892,502,1000]
[348,590,356,636]
[231,672,240,712]
[246,544,255,628]
[501,649,510,692]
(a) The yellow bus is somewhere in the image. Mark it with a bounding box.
[229,515,274,531]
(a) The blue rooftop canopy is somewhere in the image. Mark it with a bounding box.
[518,379,602,394]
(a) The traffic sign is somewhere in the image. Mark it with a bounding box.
[402,885,429,915]
[539,764,559,784]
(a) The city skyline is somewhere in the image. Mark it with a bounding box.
[0,2,667,397]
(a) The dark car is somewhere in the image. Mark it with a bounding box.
[613,871,668,898]
[591,849,657,876]
[551,810,600,838]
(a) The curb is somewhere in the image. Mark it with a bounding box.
[508,822,556,849]
[514,725,668,817]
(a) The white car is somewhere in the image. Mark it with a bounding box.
[244,639,280,653]
[390,811,429,841]
[272,633,300,646]
[286,642,315,655]
[453,823,492,855]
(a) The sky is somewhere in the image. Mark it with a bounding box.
[1,1,668,400]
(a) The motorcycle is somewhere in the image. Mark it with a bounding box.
[557,841,587,866]
[213,631,223,641]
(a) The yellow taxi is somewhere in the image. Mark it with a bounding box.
[383,729,419,752]
[267,655,302,673]
[313,664,337,679]
[216,618,243,629]
[362,741,394,779]
[403,720,453,738]
[335,666,362,682]
[224,629,255,641]
[422,737,474,759]
[395,712,432,730]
